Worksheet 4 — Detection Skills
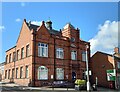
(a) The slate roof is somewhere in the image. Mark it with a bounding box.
[48,29,60,35]
[26,22,60,35]
[26,22,39,30]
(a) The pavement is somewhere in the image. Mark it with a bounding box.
[0,82,120,92]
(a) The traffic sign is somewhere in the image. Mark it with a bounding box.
[106,69,116,81]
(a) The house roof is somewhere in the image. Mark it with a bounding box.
[48,29,60,35]
[92,51,112,57]
[6,46,16,52]
[26,22,60,35]
[93,51,120,59]
[26,22,39,30]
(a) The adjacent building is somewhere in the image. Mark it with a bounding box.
[0,62,5,81]
[3,19,90,86]
[90,47,120,89]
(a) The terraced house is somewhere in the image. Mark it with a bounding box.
[3,19,90,86]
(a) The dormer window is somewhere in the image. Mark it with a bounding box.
[71,37,75,42]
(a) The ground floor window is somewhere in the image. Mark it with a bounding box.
[56,68,64,80]
[38,66,48,80]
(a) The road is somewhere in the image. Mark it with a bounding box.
[0,82,119,92]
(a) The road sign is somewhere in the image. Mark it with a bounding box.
[106,69,116,81]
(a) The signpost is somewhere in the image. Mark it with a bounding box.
[107,69,116,81]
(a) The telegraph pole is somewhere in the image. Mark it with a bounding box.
[86,45,90,91]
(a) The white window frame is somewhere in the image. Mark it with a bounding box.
[26,66,29,78]
[21,47,24,59]
[26,44,30,57]
[71,50,77,60]
[38,66,48,80]
[82,51,86,61]
[17,50,20,60]
[20,67,23,78]
[9,53,12,63]
[56,48,64,59]
[16,68,18,79]
[56,68,64,80]
[38,43,48,57]
[13,52,16,62]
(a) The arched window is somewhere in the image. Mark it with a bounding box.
[38,66,48,80]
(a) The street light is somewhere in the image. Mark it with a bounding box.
[86,44,90,91]
[112,53,117,89]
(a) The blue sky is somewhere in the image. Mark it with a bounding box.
[1,2,118,63]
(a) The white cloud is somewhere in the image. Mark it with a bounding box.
[21,2,25,7]
[0,26,5,30]
[89,20,119,55]
[31,21,42,26]
[0,25,5,32]
[15,18,21,22]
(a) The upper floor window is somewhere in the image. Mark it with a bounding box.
[82,51,86,61]
[5,70,7,79]
[26,44,30,57]
[6,55,8,63]
[56,48,64,59]
[38,43,48,57]
[13,52,16,62]
[21,47,24,59]
[117,62,120,69]
[17,50,20,60]
[71,50,77,60]
[9,53,12,63]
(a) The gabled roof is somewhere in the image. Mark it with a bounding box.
[26,22,39,31]
[26,21,60,35]
[92,51,112,57]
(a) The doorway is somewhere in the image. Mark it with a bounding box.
[72,72,76,81]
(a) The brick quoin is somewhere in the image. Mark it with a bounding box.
[3,19,90,87]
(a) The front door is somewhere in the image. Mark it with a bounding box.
[72,72,76,81]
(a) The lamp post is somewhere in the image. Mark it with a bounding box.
[113,53,117,89]
[86,44,90,91]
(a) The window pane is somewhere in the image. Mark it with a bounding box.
[38,66,48,80]
[71,51,77,60]
[56,48,64,59]
[26,66,29,78]
[82,51,86,61]
[56,68,64,80]
[26,45,30,57]
[38,43,48,57]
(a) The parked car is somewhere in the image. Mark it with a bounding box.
[52,81,74,88]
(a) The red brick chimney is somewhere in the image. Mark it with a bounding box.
[114,47,119,54]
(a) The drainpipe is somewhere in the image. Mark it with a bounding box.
[53,35,56,81]
[113,54,117,89]
[33,30,36,86]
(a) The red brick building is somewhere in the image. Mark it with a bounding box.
[3,19,90,86]
[90,48,120,89]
